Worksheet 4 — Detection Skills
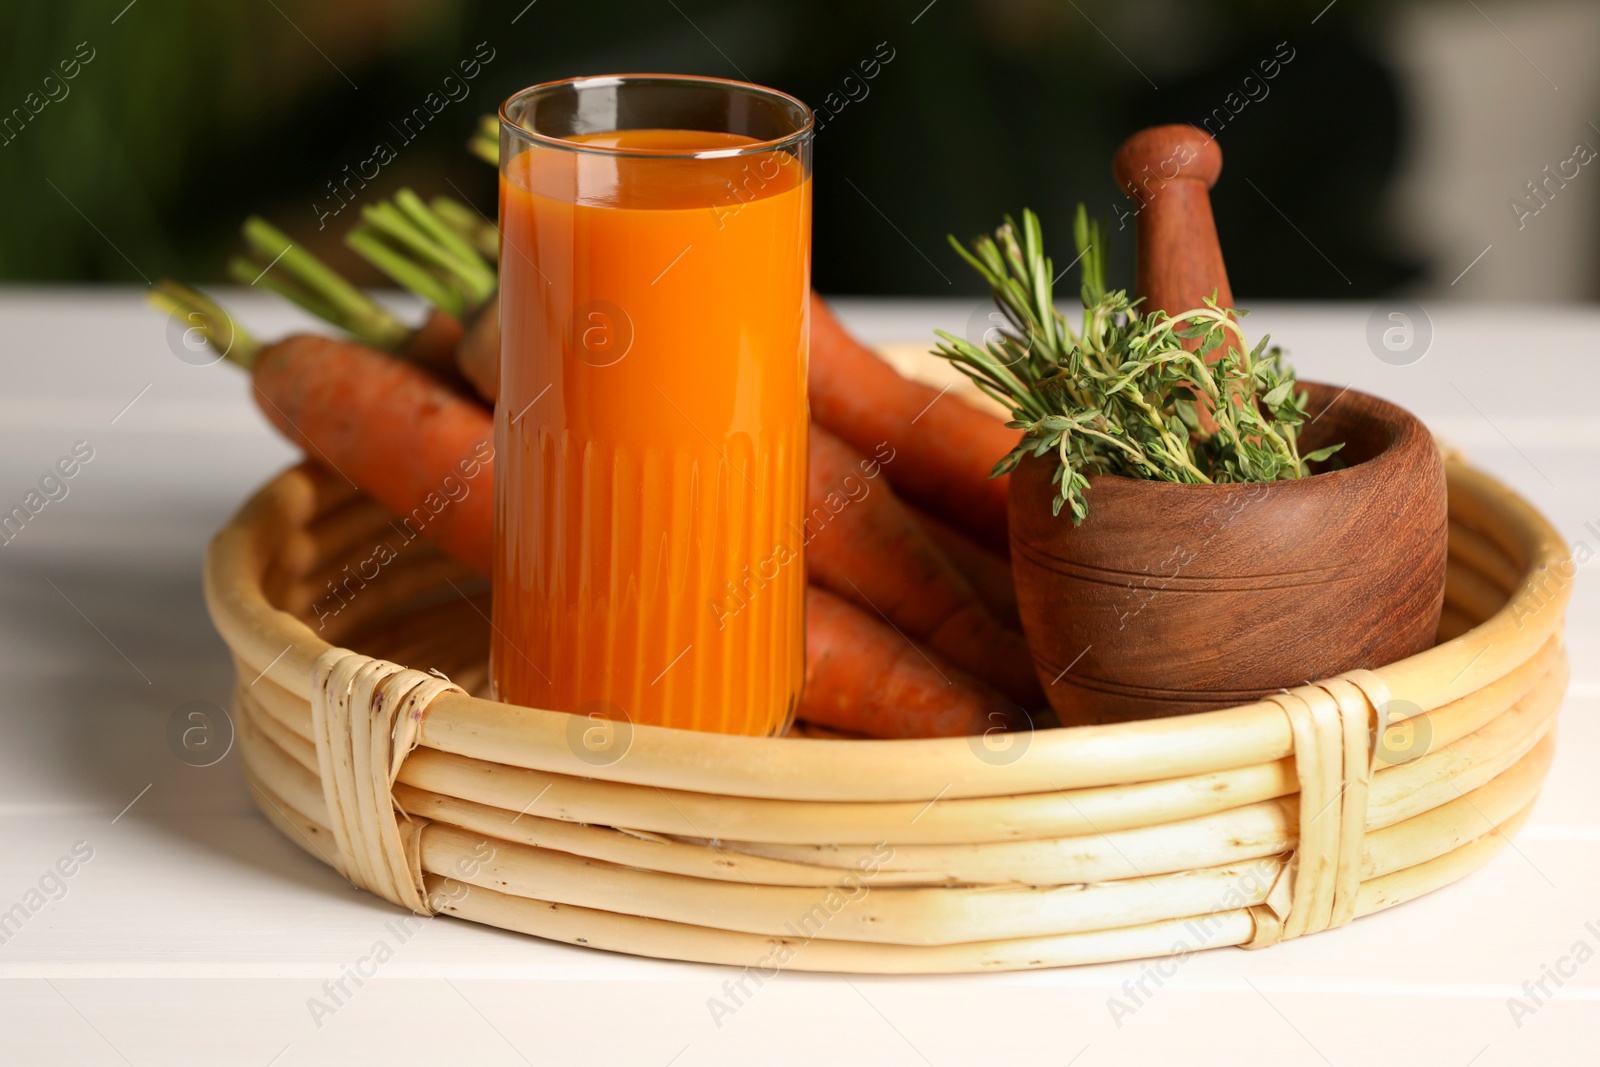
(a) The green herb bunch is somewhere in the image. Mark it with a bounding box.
[933,206,1342,523]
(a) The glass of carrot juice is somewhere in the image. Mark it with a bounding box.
[493,75,813,736]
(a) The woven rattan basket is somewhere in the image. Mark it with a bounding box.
[208,445,1571,973]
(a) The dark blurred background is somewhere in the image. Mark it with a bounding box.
[2,0,1597,300]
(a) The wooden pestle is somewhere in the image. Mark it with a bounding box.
[1112,125,1232,319]
[1114,125,1232,430]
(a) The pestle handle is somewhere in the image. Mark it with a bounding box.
[1112,125,1233,318]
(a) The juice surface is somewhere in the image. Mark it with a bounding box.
[493,127,810,735]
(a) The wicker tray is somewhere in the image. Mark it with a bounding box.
[208,450,1571,973]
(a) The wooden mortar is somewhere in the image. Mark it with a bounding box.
[1009,127,1448,724]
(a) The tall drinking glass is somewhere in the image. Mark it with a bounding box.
[494,75,813,735]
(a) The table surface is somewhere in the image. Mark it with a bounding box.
[0,289,1596,1066]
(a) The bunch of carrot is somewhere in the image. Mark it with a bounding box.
[154,189,1042,740]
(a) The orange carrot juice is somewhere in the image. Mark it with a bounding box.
[493,118,811,735]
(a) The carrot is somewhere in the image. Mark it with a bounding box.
[809,292,1018,552]
[250,341,1041,720]
[151,284,1045,738]
[907,505,1021,629]
[807,427,1042,708]
[456,294,500,403]
[400,306,466,375]
[801,587,1022,738]
[248,332,495,574]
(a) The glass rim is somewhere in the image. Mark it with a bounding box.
[499,73,814,160]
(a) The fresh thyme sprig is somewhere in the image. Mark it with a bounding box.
[933,206,1342,523]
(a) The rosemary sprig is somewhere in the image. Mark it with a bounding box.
[933,206,1342,523]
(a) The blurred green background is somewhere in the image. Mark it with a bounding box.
[2,0,1595,299]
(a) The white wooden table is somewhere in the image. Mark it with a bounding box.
[0,290,1595,1066]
